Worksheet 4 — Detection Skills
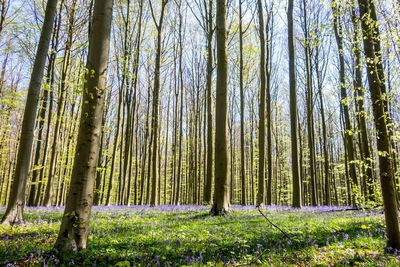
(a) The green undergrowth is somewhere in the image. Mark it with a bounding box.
[1,205,399,266]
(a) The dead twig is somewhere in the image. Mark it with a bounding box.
[257,207,291,240]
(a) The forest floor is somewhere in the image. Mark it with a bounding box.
[1,205,400,266]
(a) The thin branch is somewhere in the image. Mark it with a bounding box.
[257,207,291,240]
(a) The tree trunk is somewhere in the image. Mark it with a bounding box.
[175,4,184,205]
[1,0,58,224]
[238,0,246,206]
[357,0,400,251]
[204,0,214,205]
[332,1,358,205]
[256,0,266,207]
[315,49,330,206]
[301,0,317,206]
[210,0,230,215]
[265,5,273,205]
[150,0,168,207]
[288,0,302,208]
[27,14,60,206]
[55,0,113,251]
[351,5,374,202]
[43,0,75,206]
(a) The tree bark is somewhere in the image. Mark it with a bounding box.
[55,0,113,251]
[210,0,230,215]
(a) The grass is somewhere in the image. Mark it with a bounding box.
[1,205,400,266]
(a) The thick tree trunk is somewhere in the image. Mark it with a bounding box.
[210,0,230,215]
[55,0,113,251]
[357,0,400,251]
[1,0,58,224]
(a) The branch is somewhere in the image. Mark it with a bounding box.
[148,0,159,28]
[257,207,291,240]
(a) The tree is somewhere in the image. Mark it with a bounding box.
[238,0,246,206]
[55,0,113,251]
[149,0,168,207]
[357,0,400,251]
[350,3,374,202]
[204,0,214,205]
[210,0,230,215]
[288,0,302,208]
[256,0,266,207]
[1,0,58,225]
[301,0,317,206]
[43,0,77,207]
[332,0,358,206]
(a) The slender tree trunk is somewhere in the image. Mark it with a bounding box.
[351,4,374,202]
[288,0,302,208]
[301,0,317,206]
[149,0,168,207]
[204,0,214,205]
[238,0,246,206]
[175,7,184,205]
[1,0,58,224]
[93,104,108,206]
[315,51,330,206]
[256,0,266,207]
[265,6,273,205]
[139,84,151,205]
[27,15,60,206]
[332,1,358,205]
[43,0,75,206]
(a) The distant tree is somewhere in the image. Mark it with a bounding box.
[1,0,58,225]
[55,0,113,251]
[210,0,230,215]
